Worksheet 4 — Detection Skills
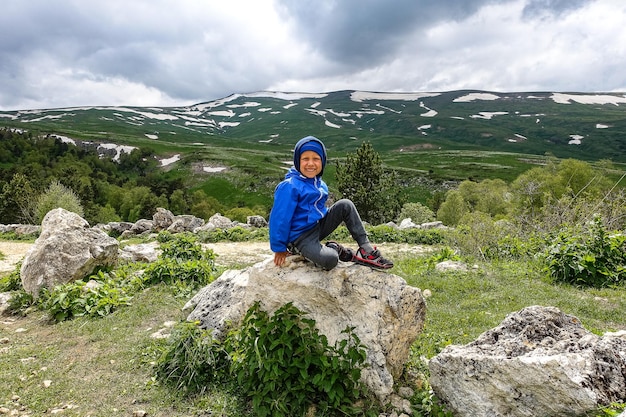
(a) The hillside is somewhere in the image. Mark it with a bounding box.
[2,90,626,219]
[2,90,626,163]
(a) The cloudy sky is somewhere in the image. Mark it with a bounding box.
[1,0,624,111]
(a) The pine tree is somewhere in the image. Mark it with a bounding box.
[335,142,402,224]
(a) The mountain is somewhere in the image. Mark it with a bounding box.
[2,89,626,165]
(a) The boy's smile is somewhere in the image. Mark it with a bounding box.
[299,150,322,178]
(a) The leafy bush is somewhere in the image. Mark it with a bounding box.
[40,270,138,322]
[158,232,214,261]
[230,302,368,417]
[0,267,22,291]
[154,302,371,416]
[225,207,255,223]
[543,217,626,287]
[145,232,217,287]
[143,259,216,288]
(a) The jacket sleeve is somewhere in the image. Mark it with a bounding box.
[269,180,298,253]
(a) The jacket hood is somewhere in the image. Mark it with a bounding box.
[293,136,327,176]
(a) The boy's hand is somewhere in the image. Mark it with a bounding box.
[274,251,288,267]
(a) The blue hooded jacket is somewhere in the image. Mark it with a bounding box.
[269,136,328,252]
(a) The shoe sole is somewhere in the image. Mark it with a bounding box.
[352,256,393,270]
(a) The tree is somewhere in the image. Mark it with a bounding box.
[35,180,84,224]
[436,190,468,226]
[335,142,403,224]
[0,173,38,224]
[396,202,435,224]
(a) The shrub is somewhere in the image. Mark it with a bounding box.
[35,180,84,224]
[0,267,22,292]
[229,302,368,417]
[543,217,626,287]
[225,207,255,223]
[143,259,216,288]
[153,321,229,394]
[144,232,217,287]
[153,302,371,416]
[397,202,435,225]
[40,270,136,322]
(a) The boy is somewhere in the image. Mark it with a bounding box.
[269,135,393,270]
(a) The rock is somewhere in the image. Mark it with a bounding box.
[167,215,204,233]
[0,224,41,236]
[418,221,445,230]
[246,215,267,228]
[20,208,119,299]
[196,213,237,231]
[434,260,468,271]
[152,207,175,230]
[398,218,417,229]
[429,305,626,417]
[106,221,135,236]
[118,242,159,263]
[0,292,11,314]
[129,219,154,235]
[184,257,426,403]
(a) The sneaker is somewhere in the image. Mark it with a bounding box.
[354,247,394,269]
[325,241,354,262]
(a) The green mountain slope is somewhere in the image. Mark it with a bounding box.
[3,89,626,162]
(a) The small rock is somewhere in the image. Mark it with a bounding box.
[397,386,414,399]
[43,380,52,388]
[133,410,148,417]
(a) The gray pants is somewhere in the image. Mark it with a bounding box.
[293,199,369,270]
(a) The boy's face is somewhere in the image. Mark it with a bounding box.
[299,150,322,178]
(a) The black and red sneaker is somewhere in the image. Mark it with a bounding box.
[354,247,394,269]
[325,241,355,262]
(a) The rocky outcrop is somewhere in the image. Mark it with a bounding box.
[184,256,427,403]
[20,208,119,299]
[0,224,40,236]
[429,305,626,417]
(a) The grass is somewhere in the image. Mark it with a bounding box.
[1,242,625,416]
[397,256,626,359]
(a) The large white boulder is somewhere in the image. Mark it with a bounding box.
[429,305,626,417]
[184,256,427,403]
[20,208,119,298]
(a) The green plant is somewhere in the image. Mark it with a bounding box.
[336,141,404,224]
[543,217,626,287]
[153,321,230,394]
[158,232,214,262]
[0,267,21,291]
[40,271,135,322]
[145,232,218,288]
[143,258,216,288]
[35,180,84,224]
[230,302,369,417]
[397,202,436,224]
[6,289,34,315]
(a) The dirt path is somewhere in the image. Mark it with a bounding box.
[0,240,428,274]
[0,240,275,274]
[0,241,33,274]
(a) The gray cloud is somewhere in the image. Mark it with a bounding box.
[0,0,622,110]
[276,0,494,66]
